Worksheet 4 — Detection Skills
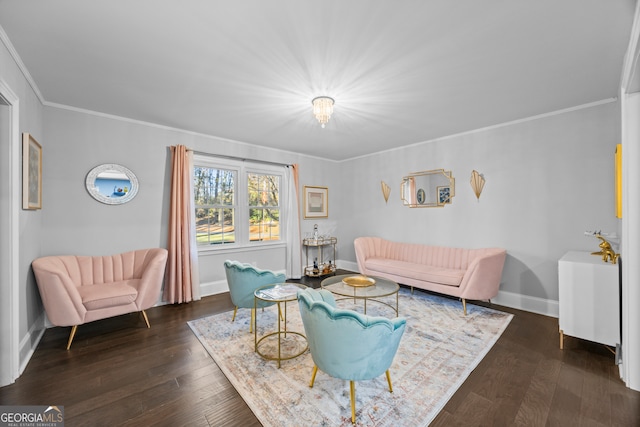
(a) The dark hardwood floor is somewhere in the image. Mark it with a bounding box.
[1,271,638,426]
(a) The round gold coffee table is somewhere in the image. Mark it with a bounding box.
[254,283,308,368]
[321,274,399,316]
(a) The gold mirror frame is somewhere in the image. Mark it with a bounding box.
[400,169,455,208]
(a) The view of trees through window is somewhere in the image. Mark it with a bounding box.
[248,173,280,242]
[194,167,235,245]
[194,166,280,246]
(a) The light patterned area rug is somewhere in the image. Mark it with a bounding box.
[188,288,513,426]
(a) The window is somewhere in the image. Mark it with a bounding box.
[194,156,283,249]
[248,173,280,242]
[194,166,236,245]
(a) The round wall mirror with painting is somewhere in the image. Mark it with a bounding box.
[86,163,139,205]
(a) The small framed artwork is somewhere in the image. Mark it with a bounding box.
[303,186,328,218]
[438,186,451,205]
[22,133,42,210]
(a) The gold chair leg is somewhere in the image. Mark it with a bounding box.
[462,298,467,316]
[386,369,393,393]
[309,365,318,387]
[141,310,151,328]
[66,325,78,350]
[350,380,356,424]
[231,307,254,333]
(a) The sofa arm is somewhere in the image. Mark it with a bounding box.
[32,259,86,326]
[458,249,506,300]
[354,237,381,275]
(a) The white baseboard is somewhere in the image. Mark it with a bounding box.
[200,279,230,298]
[19,313,46,376]
[338,260,359,273]
[491,290,558,318]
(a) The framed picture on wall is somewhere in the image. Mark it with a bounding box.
[303,186,328,218]
[22,132,42,210]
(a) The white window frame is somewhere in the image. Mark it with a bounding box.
[194,154,287,253]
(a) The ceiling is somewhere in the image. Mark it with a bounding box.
[0,1,636,161]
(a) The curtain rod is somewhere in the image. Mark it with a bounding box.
[187,149,293,167]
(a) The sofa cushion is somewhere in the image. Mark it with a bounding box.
[78,281,139,310]
[365,258,464,287]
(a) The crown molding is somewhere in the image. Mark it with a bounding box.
[0,24,45,104]
[44,101,336,164]
[344,97,618,163]
[621,0,640,93]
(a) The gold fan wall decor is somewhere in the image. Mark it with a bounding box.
[381,181,391,203]
[470,170,485,200]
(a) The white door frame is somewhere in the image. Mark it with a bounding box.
[0,78,20,386]
[619,1,640,392]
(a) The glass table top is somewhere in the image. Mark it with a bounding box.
[254,283,307,302]
[321,274,399,298]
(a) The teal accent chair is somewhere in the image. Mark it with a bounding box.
[224,260,286,332]
[297,288,407,424]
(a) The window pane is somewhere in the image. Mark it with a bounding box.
[248,173,279,207]
[194,167,234,206]
[249,208,280,242]
[196,207,235,245]
[248,172,280,243]
[194,164,236,247]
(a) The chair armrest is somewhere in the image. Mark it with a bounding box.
[32,259,86,326]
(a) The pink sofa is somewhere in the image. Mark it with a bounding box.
[32,248,168,349]
[354,237,506,314]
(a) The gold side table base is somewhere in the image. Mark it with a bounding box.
[255,331,308,368]
[254,284,309,368]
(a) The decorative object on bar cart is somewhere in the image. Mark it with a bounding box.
[302,224,337,277]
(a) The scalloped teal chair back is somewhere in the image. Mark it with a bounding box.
[224,260,286,332]
[297,287,406,424]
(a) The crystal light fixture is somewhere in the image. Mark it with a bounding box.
[312,96,334,128]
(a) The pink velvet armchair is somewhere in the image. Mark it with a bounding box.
[32,248,168,349]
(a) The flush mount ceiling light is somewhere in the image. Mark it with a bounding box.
[312,96,334,128]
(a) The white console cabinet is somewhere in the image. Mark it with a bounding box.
[558,251,620,349]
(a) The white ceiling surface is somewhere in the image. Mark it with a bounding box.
[0,1,636,161]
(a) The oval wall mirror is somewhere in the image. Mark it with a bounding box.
[85,163,139,205]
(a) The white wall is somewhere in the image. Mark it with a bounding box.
[0,33,45,380]
[336,101,620,316]
[42,106,341,291]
